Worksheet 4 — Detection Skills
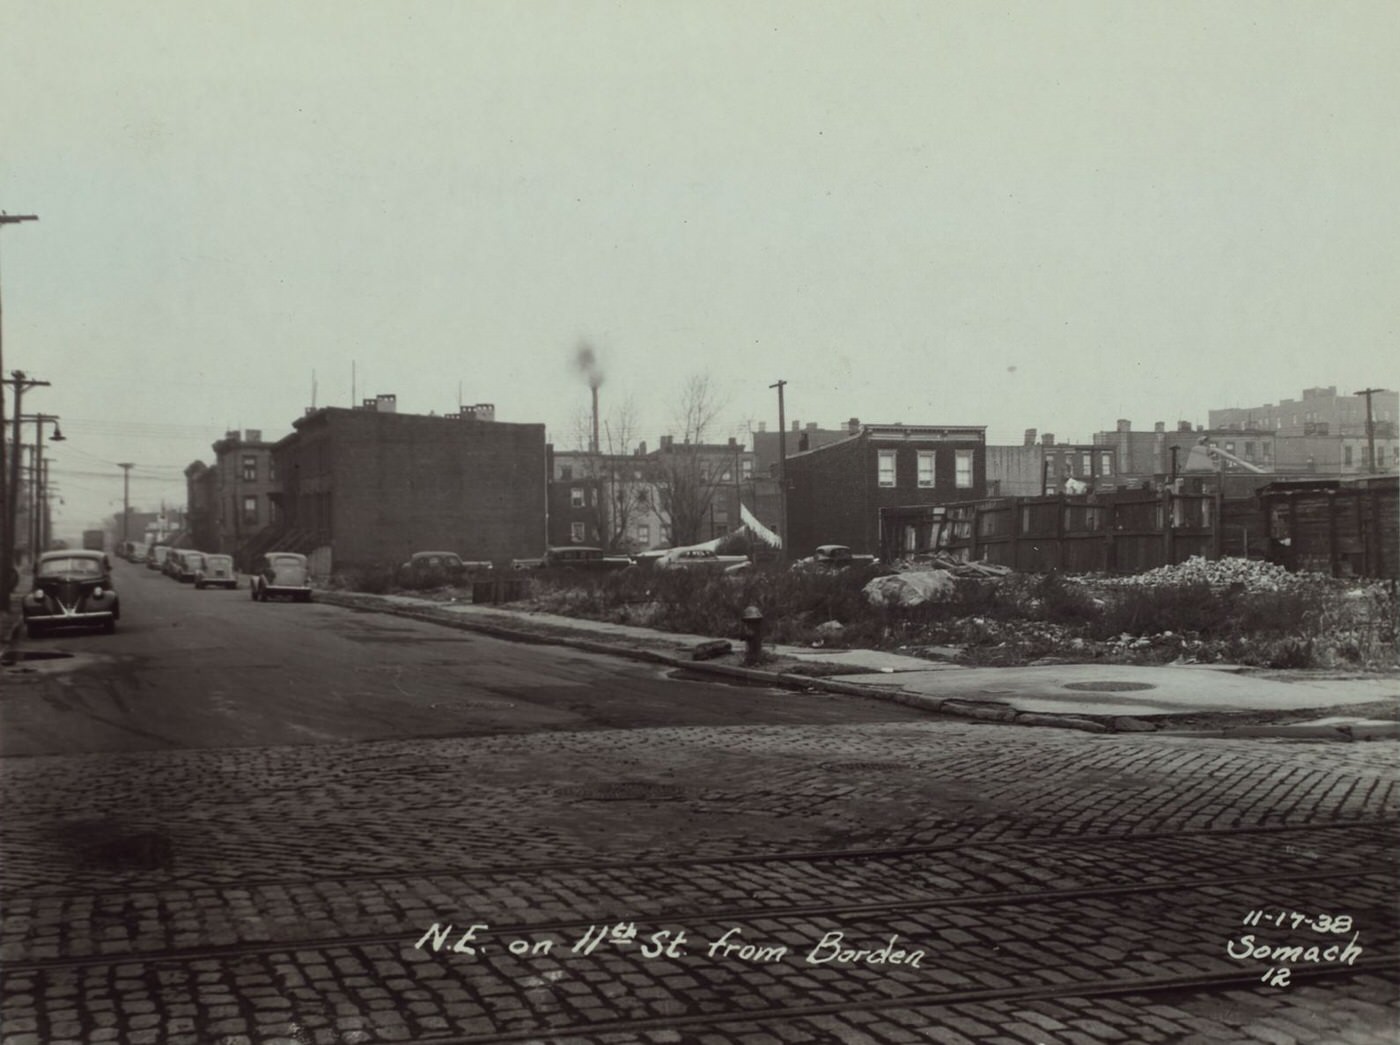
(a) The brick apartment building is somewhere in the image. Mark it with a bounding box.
[1210,385,1399,437]
[784,423,987,557]
[987,430,1121,497]
[272,396,547,569]
[185,429,281,559]
[549,449,667,551]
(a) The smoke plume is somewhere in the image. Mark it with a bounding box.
[575,342,604,390]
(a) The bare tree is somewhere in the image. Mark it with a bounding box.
[653,374,729,547]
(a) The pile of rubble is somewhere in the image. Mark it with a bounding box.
[888,554,1012,579]
[1107,555,1323,593]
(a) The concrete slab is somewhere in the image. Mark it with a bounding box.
[837,664,1400,718]
[777,647,961,673]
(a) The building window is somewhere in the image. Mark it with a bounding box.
[955,450,974,489]
[1345,446,1353,466]
[714,507,728,525]
[917,451,935,487]
[560,465,573,480]
[1099,452,1113,476]
[877,450,897,487]
[570,522,586,543]
[1244,442,1254,459]
[242,495,258,525]
[636,524,650,544]
[268,458,277,481]
[741,459,753,479]
[242,455,257,481]
[570,487,586,508]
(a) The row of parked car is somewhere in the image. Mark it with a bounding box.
[126,543,314,602]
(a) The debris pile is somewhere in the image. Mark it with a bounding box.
[889,555,1012,579]
[865,570,956,606]
[1108,556,1325,593]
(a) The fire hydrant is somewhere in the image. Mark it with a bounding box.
[741,605,764,665]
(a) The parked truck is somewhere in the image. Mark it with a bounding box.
[82,529,106,552]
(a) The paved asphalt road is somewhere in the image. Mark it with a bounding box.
[1,559,924,757]
[1,558,1397,1044]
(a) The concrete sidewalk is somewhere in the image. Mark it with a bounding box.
[319,590,1400,734]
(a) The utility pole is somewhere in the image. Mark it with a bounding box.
[769,380,787,563]
[3,370,50,601]
[0,213,39,603]
[1354,388,1383,474]
[118,463,134,543]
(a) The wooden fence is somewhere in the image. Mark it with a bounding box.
[880,479,1397,578]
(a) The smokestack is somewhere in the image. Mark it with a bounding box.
[574,342,604,452]
[1024,428,1037,446]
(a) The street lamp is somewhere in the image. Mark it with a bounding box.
[21,414,63,556]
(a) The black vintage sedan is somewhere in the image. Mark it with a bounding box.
[22,550,120,638]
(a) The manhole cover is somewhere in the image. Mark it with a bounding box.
[562,782,686,802]
[822,761,903,773]
[1063,681,1157,693]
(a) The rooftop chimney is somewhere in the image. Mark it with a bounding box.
[1178,420,1193,432]
[792,420,800,432]
[847,417,860,434]
[757,421,767,433]
[1042,433,1056,447]
[1116,419,1131,433]
[1153,422,1165,433]
[245,429,262,443]
[1024,428,1037,446]
[806,421,818,431]
[225,430,239,440]
[376,394,397,414]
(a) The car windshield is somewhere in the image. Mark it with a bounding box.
[206,556,232,566]
[38,557,103,578]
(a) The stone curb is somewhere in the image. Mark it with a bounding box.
[315,590,1125,734]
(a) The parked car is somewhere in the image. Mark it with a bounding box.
[397,551,492,588]
[794,545,878,570]
[655,547,749,572]
[146,545,171,571]
[513,546,633,571]
[172,550,205,583]
[194,553,237,590]
[22,550,120,638]
[250,552,313,602]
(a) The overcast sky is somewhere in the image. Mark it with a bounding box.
[3,1,1396,534]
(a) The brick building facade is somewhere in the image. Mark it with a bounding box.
[272,400,547,569]
[784,424,987,557]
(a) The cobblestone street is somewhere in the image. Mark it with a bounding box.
[1,575,1397,1043]
[3,718,1397,1043]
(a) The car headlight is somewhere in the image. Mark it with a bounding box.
[30,590,44,602]
[93,587,104,597]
